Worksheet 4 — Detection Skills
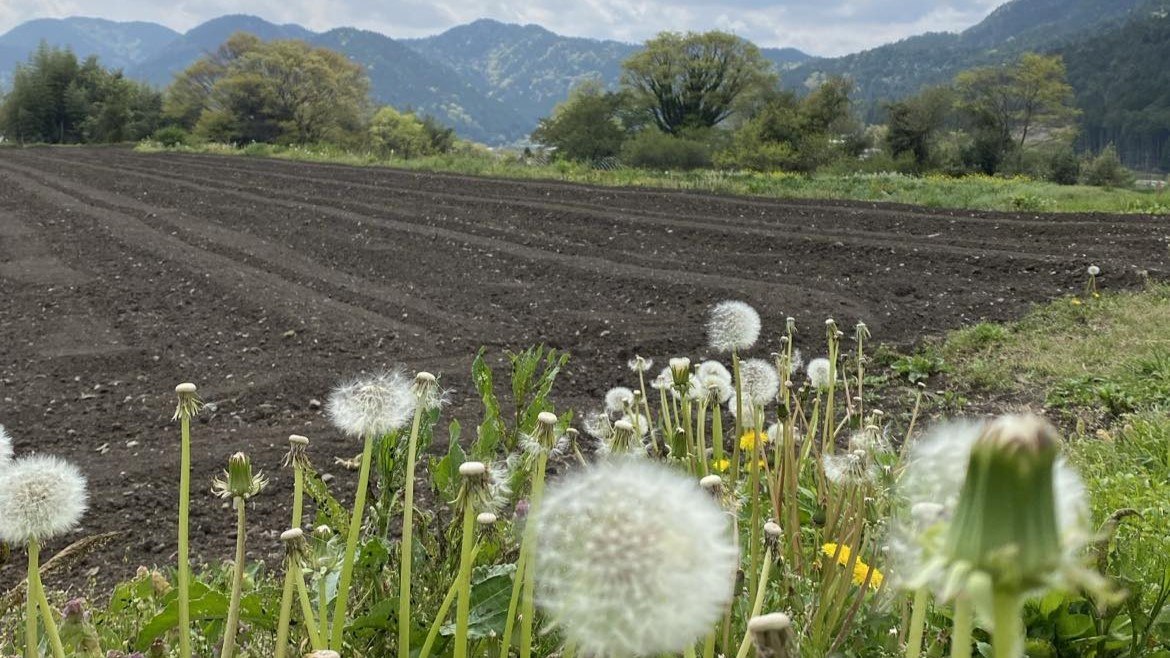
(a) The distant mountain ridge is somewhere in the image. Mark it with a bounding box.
[0,2,1162,145]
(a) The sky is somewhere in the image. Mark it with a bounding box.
[0,0,1012,57]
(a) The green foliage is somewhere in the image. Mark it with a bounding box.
[890,353,948,384]
[1082,144,1136,189]
[621,30,776,134]
[0,43,161,144]
[150,125,190,148]
[621,128,713,170]
[885,86,955,169]
[531,80,627,161]
[368,106,453,159]
[167,32,369,145]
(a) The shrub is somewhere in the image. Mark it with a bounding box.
[151,126,191,148]
[1081,144,1135,188]
[621,129,712,170]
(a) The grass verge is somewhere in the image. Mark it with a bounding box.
[135,141,1170,215]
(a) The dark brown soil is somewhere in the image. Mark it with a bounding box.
[0,146,1165,591]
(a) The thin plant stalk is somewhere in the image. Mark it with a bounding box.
[746,408,764,602]
[26,539,66,658]
[453,502,478,658]
[519,452,550,658]
[295,568,326,650]
[951,596,974,658]
[221,498,247,658]
[25,539,37,658]
[419,569,461,658]
[177,406,194,658]
[992,592,1023,658]
[730,351,744,486]
[501,543,528,651]
[397,399,429,657]
[696,400,710,476]
[330,432,376,651]
[711,405,725,464]
[736,547,774,658]
[276,459,309,658]
[905,588,930,658]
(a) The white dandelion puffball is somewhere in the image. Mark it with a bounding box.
[1087,265,1100,276]
[0,425,13,469]
[327,370,417,438]
[535,460,738,656]
[604,387,635,414]
[0,454,88,543]
[728,392,762,428]
[740,358,780,403]
[707,301,762,353]
[807,357,832,390]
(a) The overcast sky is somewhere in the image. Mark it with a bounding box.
[0,0,1012,56]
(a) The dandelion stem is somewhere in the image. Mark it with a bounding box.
[178,413,193,658]
[292,465,305,527]
[331,432,376,651]
[905,587,930,658]
[992,591,1023,658]
[731,351,744,487]
[519,452,550,658]
[420,568,460,658]
[398,403,426,658]
[25,538,37,658]
[736,547,773,658]
[951,596,974,658]
[275,563,298,658]
[221,498,247,658]
[316,574,329,646]
[295,565,325,650]
[453,501,478,658]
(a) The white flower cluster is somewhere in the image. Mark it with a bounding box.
[327,369,417,438]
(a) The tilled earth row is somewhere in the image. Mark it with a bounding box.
[0,146,1166,589]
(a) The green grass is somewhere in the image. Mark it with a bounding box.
[134,140,1170,215]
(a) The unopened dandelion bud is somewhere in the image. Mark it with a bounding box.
[213,452,267,500]
[313,524,332,540]
[477,512,497,526]
[669,357,692,387]
[173,382,203,421]
[748,613,797,658]
[944,415,1063,592]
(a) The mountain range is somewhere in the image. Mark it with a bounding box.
[0,0,1165,146]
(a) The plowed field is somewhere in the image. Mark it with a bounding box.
[1,146,1165,587]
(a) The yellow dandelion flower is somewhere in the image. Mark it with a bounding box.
[739,431,770,451]
[1070,298,1083,306]
[711,459,731,473]
[821,543,883,590]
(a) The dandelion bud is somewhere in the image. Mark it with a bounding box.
[313,524,332,541]
[707,300,762,353]
[669,357,692,387]
[0,424,13,468]
[748,613,797,658]
[0,454,88,543]
[477,512,497,526]
[172,382,203,421]
[944,415,1063,592]
[213,452,267,500]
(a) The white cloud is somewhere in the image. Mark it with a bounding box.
[0,0,1012,56]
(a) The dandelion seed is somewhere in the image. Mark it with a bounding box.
[0,454,88,543]
[707,301,762,353]
[807,357,832,390]
[535,460,738,657]
[327,370,416,439]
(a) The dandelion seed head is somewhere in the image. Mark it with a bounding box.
[604,387,635,414]
[0,425,13,469]
[651,367,672,391]
[740,358,780,404]
[728,392,762,428]
[627,356,653,374]
[477,512,497,525]
[807,358,832,390]
[327,370,417,438]
[0,454,88,543]
[535,460,738,657]
[697,360,732,384]
[707,301,762,353]
[1087,265,1100,276]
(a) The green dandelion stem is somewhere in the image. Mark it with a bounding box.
[905,588,930,658]
[951,596,974,658]
[398,403,426,658]
[25,538,37,658]
[519,452,550,658]
[221,498,247,658]
[453,501,478,658]
[295,565,326,650]
[177,414,193,658]
[331,432,376,650]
